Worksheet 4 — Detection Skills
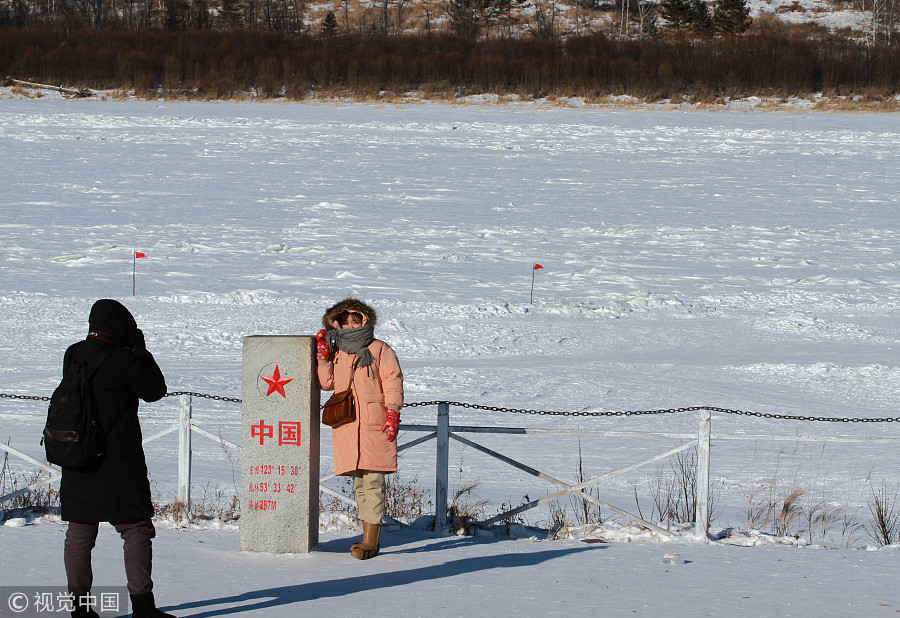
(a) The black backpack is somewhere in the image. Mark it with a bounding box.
[42,346,114,471]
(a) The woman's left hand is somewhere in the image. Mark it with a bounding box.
[381,409,400,442]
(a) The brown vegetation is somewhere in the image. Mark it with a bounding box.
[1,25,899,101]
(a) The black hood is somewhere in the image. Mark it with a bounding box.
[88,299,138,347]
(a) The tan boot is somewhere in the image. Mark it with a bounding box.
[351,521,381,560]
[349,520,376,552]
[350,527,364,552]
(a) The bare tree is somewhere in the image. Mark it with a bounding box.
[446,0,498,37]
[262,0,291,32]
[495,0,528,37]
[529,0,558,39]
[341,0,351,34]
[421,0,432,32]
[395,0,407,34]
[862,0,898,43]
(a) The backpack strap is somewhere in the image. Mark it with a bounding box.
[68,342,116,381]
[75,345,119,435]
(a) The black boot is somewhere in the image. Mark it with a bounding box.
[70,591,100,618]
[129,592,176,618]
[72,605,100,618]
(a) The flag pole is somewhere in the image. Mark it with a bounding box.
[133,252,136,296]
[531,263,544,304]
[531,264,536,304]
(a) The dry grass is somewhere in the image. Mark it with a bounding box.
[153,484,241,522]
[775,0,806,12]
[319,472,433,526]
[9,84,43,98]
[76,83,900,112]
[0,471,60,515]
[569,438,605,528]
[812,96,900,111]
[446,479,489,534]
[867,480,900,547]
[320,476,359,522]
[773,487,806,537]
[548,499,572,539]
[386,472,432,520]
[636,447,719,530]
[743,444,882,547]
[1,444,60,517]
[151,431,241,523]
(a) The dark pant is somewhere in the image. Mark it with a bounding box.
[65,519,155,596]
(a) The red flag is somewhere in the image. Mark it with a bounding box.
[134,252,147,258]
[533,263,543,270]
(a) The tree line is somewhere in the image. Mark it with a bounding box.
[0,0,821,38]
[2,26,899,100]
[0,0,896,43]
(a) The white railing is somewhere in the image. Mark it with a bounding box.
[400,403,704,538]
[0,395,235,509]
[3,396,900,541]
[413,406,900,539]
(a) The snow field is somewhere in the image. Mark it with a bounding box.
[0,96,899,546]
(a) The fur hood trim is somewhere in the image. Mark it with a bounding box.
[322,297,378,329]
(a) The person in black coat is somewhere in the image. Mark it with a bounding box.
[60,299,175,618]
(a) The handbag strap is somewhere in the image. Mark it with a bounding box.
[347,357,358,390]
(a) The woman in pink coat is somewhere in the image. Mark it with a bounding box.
[316,298,403,560]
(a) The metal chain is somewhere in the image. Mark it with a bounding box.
[403,400,701,417]
[0,392,50,402]
[405,401,900,423]
[164,391,243,403]
[702,405,900,423]
[3,391,899,423]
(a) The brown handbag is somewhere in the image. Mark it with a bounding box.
[322,360,357,428]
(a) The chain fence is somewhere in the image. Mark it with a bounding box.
[3,391,900,423]
[163,391,242,403]
[0,393,49,402]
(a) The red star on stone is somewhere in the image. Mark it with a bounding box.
[260,365,292,398]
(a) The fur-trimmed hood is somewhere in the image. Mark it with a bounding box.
[322,297,378,330]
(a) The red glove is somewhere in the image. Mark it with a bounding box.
[316,329,330,360]
[381,409,400,442]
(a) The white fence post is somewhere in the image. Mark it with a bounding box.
[435,402,450,531]
[695,408,711,541]
[178,394,192,511]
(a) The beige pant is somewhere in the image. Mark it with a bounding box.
[352,470,385,524]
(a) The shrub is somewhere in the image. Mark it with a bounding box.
[2,27,899,102]
[867,480,900,547]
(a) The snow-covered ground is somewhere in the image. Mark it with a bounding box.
[1,93,899,615]
[722,0,869,31]
[4,514,900,616]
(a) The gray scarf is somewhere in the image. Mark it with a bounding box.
[327,325,375,367]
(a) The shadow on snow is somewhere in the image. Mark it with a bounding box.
[164,541,604,616]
